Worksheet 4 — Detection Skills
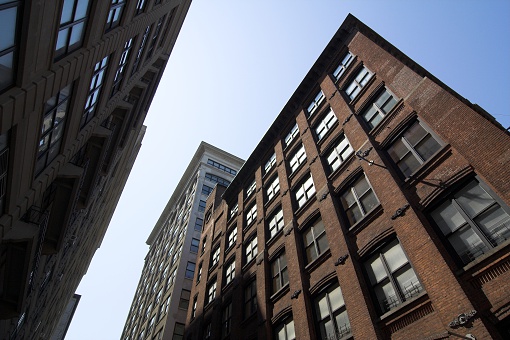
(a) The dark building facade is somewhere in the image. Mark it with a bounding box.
[0,0,191,339]
[185,14,510,340]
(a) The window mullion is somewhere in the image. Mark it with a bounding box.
[452,199,494,248]
[352,187,364,215]
[381,254,405,304]
[402,137,424,164]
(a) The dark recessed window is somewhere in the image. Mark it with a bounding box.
[82,55,109,128]
[345,66,373,100]
[244,279,257,317]
[361,87,398,129]
[105,0,126,32]
[205,172,230,186]
[185,262,195,279]
[131,25,151,76]
[340,174,379,226]
[271,252,288,293]
[111,37,134,96]
[314,284,351,339]
[0,1,20,92]
[274,316,295,340]
[221,302,232,338]
[55,0,90,59]
[303,218,328,263]
[332,51,354,82]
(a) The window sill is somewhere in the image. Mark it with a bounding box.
[294,195,318,219]
[378,291,428,322]
[305,248,331,273]
[458,238,510,274]
[327,153,355,182]
[348,204,383,235]
[266,229,284,248]
[403,144,451,188]
[288,159,308,181]
[225,243,236,256]
[270,283,290,303]
[242,258,256,272]
[316,120,340,147]
[264,191,280,209]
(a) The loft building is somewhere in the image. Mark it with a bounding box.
[0,0,191,338]
[120,142,243,340]
[185,14,510,340]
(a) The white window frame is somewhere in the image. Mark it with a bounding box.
[246,179,256,197]
[295,174,316,208]
[326,135,354,172]
[245,236,258,263]
[289,144,307,174]
[307,90,325,117]
[264,152,277,174]
[333,51,354,81]
[345,66,373,100]
[315,108,338,141]
[268,208,284,239]
[211,246,220,267]
[284,123,299,147]
[225,258,235,285]
[246,204,257,226]
[227,226,237,249]
[266,176,280,201]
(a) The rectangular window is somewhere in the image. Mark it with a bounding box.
[227,226,237,249]
[222,303,232,338]
[246,179,256,197]
[190,238,200,253]
[245,235,258,264]
[303,218,328,263]
[307,90,325,117]
[345,66,373,100]
[388,121,442,177]
[295,173,316,208]
[205,172,231,186]
[361,88,398,129]
[55,0,90,59]
[105,0,126,32]
[134,0,146,15]
[224,258,235,285]
[191,295,198,319]
[268,208,284,239]
[198,200,206,212]
[168,268,176,288]
[289,144,307,174]
[207,158,237,175]
[82,55,109,128]
[147,315,155,335]
[229,203,238,219]
[185,262,195,279]
[326,134,354,172]
[172,322,185,340]
[211,246,220,267]
[274,317,295,340]
[364,239,423,313]
[202,184,214,197]
[196,262,202,283]
[203,322,212,340]
[36,84,73,176]
[340,174,379,226]
[314,284,351,339]
[201,236,207,254]
[0,1,20,92]
[206,280,217,304]
[315,108,338,141]
[264,153,276,174]
[332,51,354,81]
[195,217,203,231]
[244,280,257,317]
[246,203,257,226]
[431,179,510,265]
[284,123,299,147]
[178,289,191,309]
[266,176,280,201]
[111,37,133,96]
[146,15,165,58]
[271,252,288,293]
[131,25,151,76]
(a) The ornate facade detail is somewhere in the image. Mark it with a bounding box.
[329,91,337,100]
[391,204,410,220]
[342,113,353,126]
[310,155,318,164]
[334,254,349,266]
[291,290,301,299]
[448,310,477,328]
[356,146,373,160]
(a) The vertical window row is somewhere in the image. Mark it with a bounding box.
[55,0,90,59]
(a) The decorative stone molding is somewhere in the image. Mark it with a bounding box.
[342,113,353,126]
[329,91,337,100]
[317,185,330,202]
[283,221,294,236]
[291,290,301,299]
[281,189,288,197]
[448,310,477,328]
[310,155,318,164]
[303,127,309,134]
[391,204,410,220]
[334,254,349,266]
[256,251,266,265]
[356,146,373,160]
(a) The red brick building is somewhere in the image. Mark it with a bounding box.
[185,14,510,340]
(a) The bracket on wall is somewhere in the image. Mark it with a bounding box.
[281,189,288,197]
[448,310,477,328]
[310,155,318,164]
[342,113,354,126]
[356,146,373,160]
[329,90,337,100]
[391,204,410,220]
[290,290,301,299]
[303,127,309,134]
[334,254,349,266]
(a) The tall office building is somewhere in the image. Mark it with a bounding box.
[0,0,191,339]
[185,14,510,340]
[120,142,243,340]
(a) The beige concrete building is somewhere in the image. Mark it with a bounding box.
[120,142,243,340]
[0,0,191,338]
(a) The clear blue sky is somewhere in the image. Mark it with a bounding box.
[66,1,510,339]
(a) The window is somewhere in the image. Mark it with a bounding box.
[264,153,276,174]
[196,263,202,283]
[289,144,307,174]
[134,0,146,15]
[211,246,220,267]
[55,0,90,59]
[185,262,195,279]
[156,288,163,304]
[229,203,238,219]
[294,174,316,208]
[208,158,237,175]
[224,257,235,285]
[303,218,329,263]
[195,217,203,231]
[179,289,191,309]
[147,315,155,335]
[202,236,207,254]
[205,172,231,186]
[268,208,284,239]
[388,120,442,177]
[332,51,354,81]
[105,0,126,32]
[0,1,20,92]
[146,15,165,58]
[246,179,256,197]
[160,295,170,320]
[431,179,510,265]
[206,279,217,304]
[111,37,133,96]
[266,176,280,201]
[191,295,198,319]
[172,323,185,340]
[36,84,73,175]
[345,66,373,100]
[271,252,288,293]
[222,302,232,338]
[314,284,351,339]
[131,25,150,75]
[246,203,257,226]
[201,184,214,197]
[315,108,338,141]
[340,174,379,226]
[364,239,423,313]
[284,123,299,147]
[307,90,325,117]
[82,55,109,128]
[245,235,258,264]
[190,238,200,253]
[244,279,257,317]
[274,316,295,340]
[361,87,398,129]
[226,226,237,249]
[203,322,212,340]
[168,268,176,287]
[326,134,354,173]
[198,200,206,212]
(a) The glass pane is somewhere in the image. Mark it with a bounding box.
[354,176,369,195]
[341,190,356,209]
[0,6,16,51]
[476,205,510,245]
[0,52,14,90]
[369,111,384,128]
[329,286,345,312]
[42,113,54,134]
[314,220,325,234]
[316,294,329,319]
[48,140,61,162]
[55,101,68,123]
[456,181,495,217]
[306,244,317,262]
[328,152,340,171]
[321,319,335,340]
[346,206,362,225]
[50,123,65,144]
[360,190,378,213]
[395,265,420,298]
[404,122,427,146]
[38,135,50,155]
[60,0,75,24]
[276,324,285,340]
[317,233,328,254]
[415,134,441,161]
[75,0,90,19]
[431,201,466,235]
[388,139,408,162]
[335,310,351,337]
[363,106,377,123]
[398,152,421,177]
[374,280,397,312]
[55,29,69,55]
[383,241,408,272]
[68,22,85,50]
[286,320,295,340]
[449,226,486,263]
[366,254,386,284]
